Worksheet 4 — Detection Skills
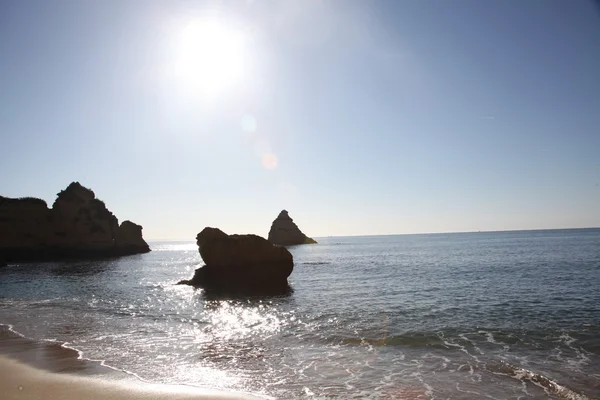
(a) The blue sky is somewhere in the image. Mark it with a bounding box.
[1,0,599,239]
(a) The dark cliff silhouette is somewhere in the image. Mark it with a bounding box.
[268,210,317,246]
[0,182,150,262]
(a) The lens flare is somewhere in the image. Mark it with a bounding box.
[261,153,278,170]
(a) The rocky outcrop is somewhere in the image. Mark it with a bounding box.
[115,220,149,253]
[0,182,150,262]
[267,210,317,246]
[179,227,293,294]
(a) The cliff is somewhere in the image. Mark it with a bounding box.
[267,210,317,246]
[0,182,150,262]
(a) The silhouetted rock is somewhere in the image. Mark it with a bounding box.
[0,182,150,262]
[267,210,317,246]
[115,220,150,253]
[179,227,293,294]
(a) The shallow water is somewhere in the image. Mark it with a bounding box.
[1,229,599,399]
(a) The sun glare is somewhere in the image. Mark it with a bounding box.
[174,18,246,97]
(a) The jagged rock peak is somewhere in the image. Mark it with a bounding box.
[277,210,292,219]
[268,210,317,246]
[60,181,95,197]
[54,181,95,207]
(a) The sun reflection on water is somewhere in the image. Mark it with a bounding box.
[156,298,297,395]
[203,300,285,340]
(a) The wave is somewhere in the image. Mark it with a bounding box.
[330,330,506,351]
[0,323,146,380]
[487,361,592,400]
[321,331,448,348]
[327,329,595,399]
[299,262,331,265]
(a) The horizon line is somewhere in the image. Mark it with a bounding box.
[146,226,600,242]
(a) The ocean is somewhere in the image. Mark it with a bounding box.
[0,228,599,399]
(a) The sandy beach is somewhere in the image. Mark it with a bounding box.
[0,323,262,400]
[0,355,262,400]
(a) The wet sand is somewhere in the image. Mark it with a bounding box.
[0,325,262,400]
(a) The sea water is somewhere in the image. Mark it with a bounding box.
[0,229,599,399]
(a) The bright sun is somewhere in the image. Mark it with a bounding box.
[174,18,246,97]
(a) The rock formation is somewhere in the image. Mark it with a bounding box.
[267,210,317,246]
[0,182,150,262]
[179,227,293,294]
[114,220,149,253]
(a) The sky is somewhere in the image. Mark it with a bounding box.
[1,0,599,240]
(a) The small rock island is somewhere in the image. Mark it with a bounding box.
[0,182,150,262]
[179,227,293,294]
[268,210,317,246]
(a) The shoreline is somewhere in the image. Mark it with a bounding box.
[0,323,131,378]
[0,324,263,400]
